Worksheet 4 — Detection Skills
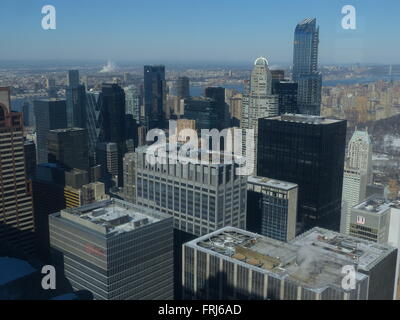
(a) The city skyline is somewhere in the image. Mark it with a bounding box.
[2,0,400,303]
[0,0,399,64]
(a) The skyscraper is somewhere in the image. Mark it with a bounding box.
[257,114,347,234]
[124,85,141,124]
[247,176,298,242]
[134,144,247,237]
[205,87,230,130]
[133,144,247,299]
[67,70,80,88]
[183,226,397,300]
[96,142,119,189]
[340,129,373,233]
[66,70,87,128]
[340,167,368,234]
[241,57,279,174]
[183,97,220,131]
[98,83,127,187]
[144,65,167,130]
[49,199,174,300]
[47,128,89,171]
[123,152,136,204]
[347,129,373,183]
[0,87,36,255]
[292,18,322,115]
[177,76,190,100]
[85,90,101,161]
[33,99,68,164]
[273,80,298,114]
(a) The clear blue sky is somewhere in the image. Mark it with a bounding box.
[0,0,399,64]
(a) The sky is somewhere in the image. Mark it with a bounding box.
[0,0,399,65]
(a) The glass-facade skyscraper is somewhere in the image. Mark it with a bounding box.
[257,114,347,234]
[49,198,174,300]
[33,99,68,164]
[292,18,322,116]
[124,85,141,124]
[247,176,298,242]
[98,83,127,187]
[144,65,167,130]
[177,76,190,100]
[66,70,87,128]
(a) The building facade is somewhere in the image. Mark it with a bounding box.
[247,176,298,242]
[33,99,68,164]
[241,57,279,174]
[349,196,391,244]
[340,167,368,234]
[292,18,322,115]
[133,145,247,237]
[347,129,373,184]
[183,227,397,300]
[257,114,347,234]
[0,87,36,255]
[144,65,167,130]
[49,198,174,300]
[47,128,89,171]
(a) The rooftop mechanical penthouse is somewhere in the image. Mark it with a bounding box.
[183,226,397,300]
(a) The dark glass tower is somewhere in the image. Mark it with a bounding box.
[183,97,219,131]
[98,83,126,187]
[177,76,190,100]
[47,128,89,171]
[205,87,230,130]
[33,99,68,164]
[67,70,80,88]
[273,80,298,114]
[292,18,322,116]
[257,114,347,234]
[66,70,87,128]
[144,65,167,130]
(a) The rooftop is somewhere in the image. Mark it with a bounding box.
[267,114,342,125]
[187,227,395,290]
[349,129,372,145]
[50,128,86,133]
[53,198,170,235]
[247,176,298,191]
[353,196,391,215]
[136,143,244,167]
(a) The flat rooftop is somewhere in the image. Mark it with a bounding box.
[136,143,244,167]
[267,114,342,125]
[50,128,86,133]
[53,198,170,235]
[353,196,391,215]
[247,176,298,191]
[34,98,65,102]
[187,227,395,290]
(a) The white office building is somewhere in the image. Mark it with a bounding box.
[340,167,368,234]
[132,144,247,237]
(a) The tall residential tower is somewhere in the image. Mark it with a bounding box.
[292,18,322,115]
